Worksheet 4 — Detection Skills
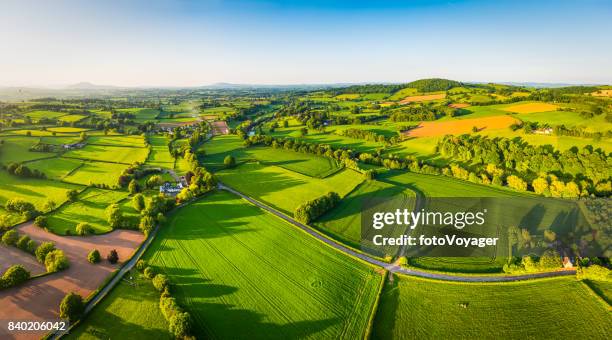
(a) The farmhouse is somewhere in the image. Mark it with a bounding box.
[534,127,553,135]
[63,142,86,149]
[562,257,573,268]
[159,182,184,196]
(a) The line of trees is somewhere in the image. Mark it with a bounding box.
[294,192,340,224]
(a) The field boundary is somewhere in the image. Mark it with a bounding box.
[363,270,387,340]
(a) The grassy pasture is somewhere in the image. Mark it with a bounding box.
[387,88,418,101]
[24,110,67,120]
[62,161,129,186]
[314,179,416,251]
[64,144,149,164]
[216,163,364,215]
[269,127,384,154]
[145,190,383,339]
[201,135,342,177]
[145,135,174,169]
[117,108,160,122]
[584,280,612,306]
[47,127,88,133]
[0,136,57,164]
[26,157,82,180]
[0,170,80,211]
[46,188,128,234]
[87,135,146,147]
[67,276,172,340]
[335,93,361,100]
[373,275,611,339]
[58,114,87,123]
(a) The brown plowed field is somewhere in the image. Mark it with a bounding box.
[449,103,470,108]
[212,121,230,135]
[0,223,143,340]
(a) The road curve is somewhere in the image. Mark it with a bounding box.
[217,183,577,283]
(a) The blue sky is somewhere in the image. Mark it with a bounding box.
[1,0,611,86]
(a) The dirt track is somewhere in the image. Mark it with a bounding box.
[0,223,143,340]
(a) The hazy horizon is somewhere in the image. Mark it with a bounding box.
[2,0,611,87]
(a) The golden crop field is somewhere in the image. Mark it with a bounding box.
[503,102,558,113]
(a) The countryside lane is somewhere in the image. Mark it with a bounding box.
[218,183,577,283]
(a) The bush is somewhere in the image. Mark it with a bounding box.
[5,198,36,215]
[87,249,101,264]
[144,266,156,279]
[34,215,48,228]
[577,265,612,281]
[16,235,31,251]
[1,265,30,287]
[75,222,94,236]
[59,292,84,322]
[35,242,56,263]
[107,249,119,264]
[224,155,236,168]
[26,239,38,254]
[45,249,69,272]
[136,259,148,272]
[132,194,145,212]
[152,274,169,292]
[1,230,19,246]
[66,189,79,202]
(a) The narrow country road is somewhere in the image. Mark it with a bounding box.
[217,183,577,283]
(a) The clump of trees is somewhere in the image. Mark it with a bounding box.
[2,230,37,254]
[45,249,69,272]
[76,222,94,235]
[295,192,340,224]
[437,135,611,196]
[0,265,30,290]
[4,162,46,179]
[503,249,563,273]
[5,198,39,219]
[336,128,399,145]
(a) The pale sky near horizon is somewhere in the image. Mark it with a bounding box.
[1,0,611,87]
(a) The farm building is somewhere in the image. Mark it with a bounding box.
[159,182,184,196]
[534,128,553,135]
[63,142,86,149]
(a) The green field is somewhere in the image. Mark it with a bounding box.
[88,135,147,147]
[145,135,174,169]
[24,110,67,120]
[373,275,611,339]
[26,157,83,180]
[201,135,342,177]
[145,190,383,339]
[64,144,149,164]
[68,277,172,339]
[216,163,364,215]
[46,188,128,234]
[117,108,160,122]
[585,280,612,306]
[62,161,129,187]
[58,114,87,123]
[314,179,415,250]
[0,170,80,210]
[0,136,57,164]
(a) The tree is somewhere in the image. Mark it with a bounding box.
[16,235,31,251]
[152,274,169,292]
[35,242,56,263]
[139,215,155,235]
[1,229,18,246]
[5,198,36,215]
[106,204,123,229]
[87,249,101,264]
[132,194,145,212]
[107,249,119,264]
[2,265,30,287]
[224,155,236,168]
[506,175,527,191]
[75,222,94,236]
[169,312,192,338]
[45,249,69,272]
[34,215,48,228]
[144,266,155,279]
[146,175,163,189]
[59,293,84,322]
[128,179,140,194]
[539,249,562,270]
[66,189,79,202]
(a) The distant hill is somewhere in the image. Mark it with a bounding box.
[65,82,120,90]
